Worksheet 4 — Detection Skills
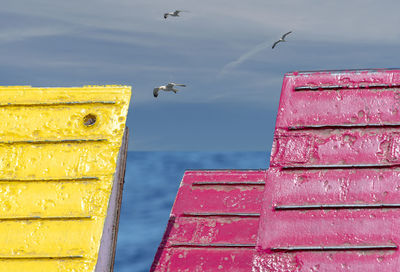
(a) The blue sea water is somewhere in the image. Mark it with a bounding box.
[114,151,269,272]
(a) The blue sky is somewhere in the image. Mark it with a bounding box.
[1,0,400,150]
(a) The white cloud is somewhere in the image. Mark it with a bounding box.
[2,0,400,44]
[0,26,75,43]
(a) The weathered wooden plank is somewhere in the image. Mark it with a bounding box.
[173,185,264,215]
[0,259,88,272]
[276,70,400,129]
[264,169,400,206]
[0,181,108,218]
[154,248,255,272]
[271,130,400,167]
[0,104,127,142]
[183,170,266,183]
[0,220,97,257]
[253,251,400,272]
[259,207,400,248]
[96,127,129,271]
[172,170,265,215]
[0,142,119,178]
[166,217,259,246]
[0,86,130,105]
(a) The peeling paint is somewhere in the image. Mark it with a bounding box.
[0,86,131,272]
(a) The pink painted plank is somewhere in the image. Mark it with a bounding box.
[271,130,400,167]
[259,207,400,248]
[166,248,255,272]
[289,69,400,87]
[276,69,400,129]
[172,170,265,215]
[181,170,266,183]
[265,169,400,205]
[253,251,400,272]
[166,217,259,246]
[173,186,264,215]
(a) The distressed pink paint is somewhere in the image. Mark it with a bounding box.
[271,130,398,166]
[172,170,266,215]
[165,248,255,271]
[252,253,301,272]
[276,70,400,129]
[265,169,400,205]
[166,217,259,246]
[151,170,265,271]
[152,69,400,271]
[257,69,400,271]
[254,251,400,272]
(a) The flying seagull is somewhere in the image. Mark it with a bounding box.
[164,10,185,19]
[272,31,292,49]
[153,83,186,98]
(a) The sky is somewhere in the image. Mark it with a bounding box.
[1,0,400,151]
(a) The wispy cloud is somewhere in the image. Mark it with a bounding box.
[218,39,271,77]
[0,26,75,44]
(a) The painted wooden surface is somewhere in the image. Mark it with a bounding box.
[96,128,129,271]
[258,69,400,271]
[0,86,131,272]
[151,170,265,271]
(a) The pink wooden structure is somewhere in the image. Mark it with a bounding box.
[151,170,264,271]
[152,69,400,271]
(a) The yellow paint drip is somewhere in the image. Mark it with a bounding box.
[0,86,131,271]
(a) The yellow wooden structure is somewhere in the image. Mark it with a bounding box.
[0,86,131,271]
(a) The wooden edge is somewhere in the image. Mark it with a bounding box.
[150,216,176,272]
[95,127,129,272]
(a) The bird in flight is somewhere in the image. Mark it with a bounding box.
[153,83,186,98]
[272,31,292,49]
[164,10,185,19]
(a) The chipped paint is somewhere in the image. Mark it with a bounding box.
[259,69,400,271]
[151,170,265,271]
[0,86,131,271]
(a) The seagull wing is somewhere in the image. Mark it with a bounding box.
[282,31,292,39]
[174,10,181,15]
[167,83,185,87]
[153,88,159,98]
[272,40,280,49]
[164,13,168,19]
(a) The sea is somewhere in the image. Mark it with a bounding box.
[114,151,269,272]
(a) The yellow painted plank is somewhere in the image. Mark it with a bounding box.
[0,104,127,142]
[0,220,100,256]
[0,259,91,272]
[0,178,112,218]
[0,86,131,105]
[0,142,119,178]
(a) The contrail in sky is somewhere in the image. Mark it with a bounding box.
[218,40,270,77]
